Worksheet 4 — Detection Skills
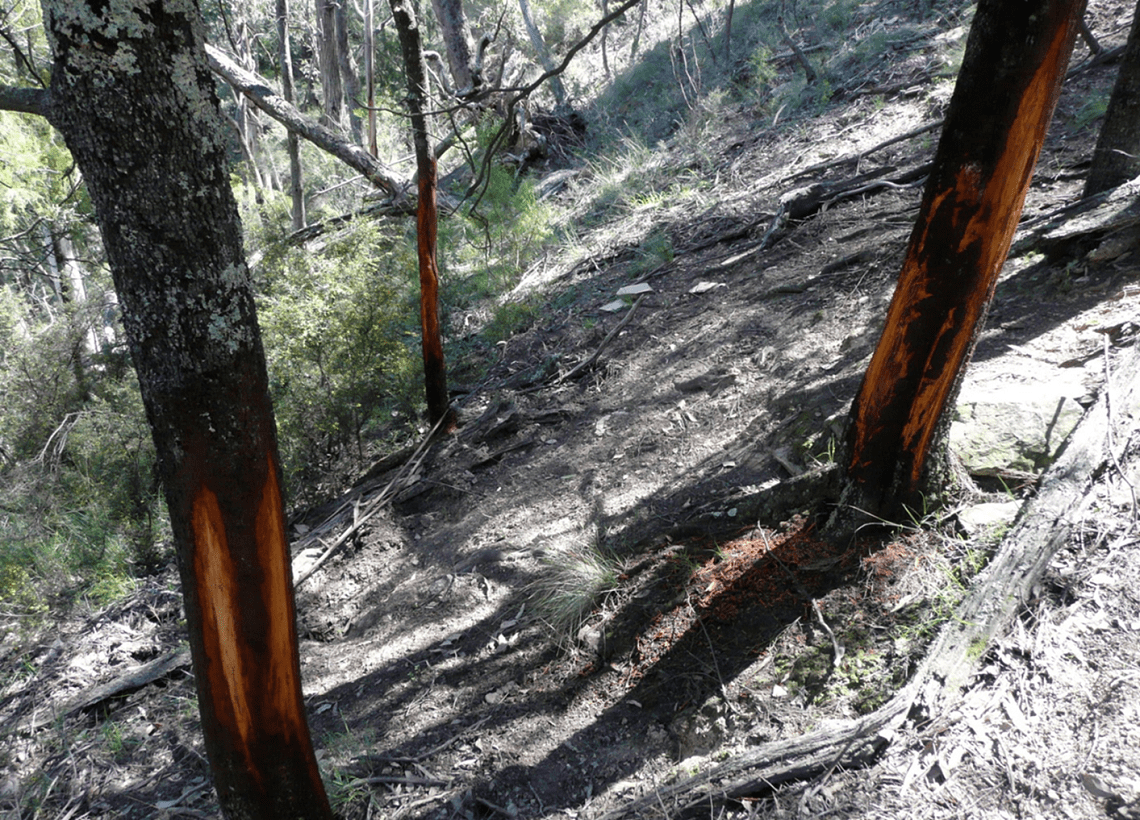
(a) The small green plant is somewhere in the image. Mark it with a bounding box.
[633,228,674,274]
[483,298,540,343]
[749,43,779,97]
[1072,95,1108,131]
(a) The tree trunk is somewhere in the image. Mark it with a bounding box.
[335,0,363,140]
[1084,0,1140,196]
[41,2,332,817]
[430,0,476,93]
[277,0,307,229]
[316,0,347,131]
[364,0,379,156]
[599,338,1140,820]
[836,0,1084,525]
[518,0,567,108]
[389,0,453,427]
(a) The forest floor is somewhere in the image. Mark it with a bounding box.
[3,3,1140,818]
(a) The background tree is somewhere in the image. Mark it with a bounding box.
[38,0,332,815]
[836,0,1085,525]
[316,0,348,131]
[430,0,476,93]
[1084,0,1140,196]
[277,0,307,228]
[389,0,453,427]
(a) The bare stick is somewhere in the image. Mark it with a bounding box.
[558,294,646,383]
[294,412,449,588]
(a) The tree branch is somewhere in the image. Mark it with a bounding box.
[0,85,49,116]
[204,43,405,198]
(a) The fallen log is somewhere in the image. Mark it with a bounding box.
[600,340,1140,818]
[1012,173,1140,260]
[16,648,192,733]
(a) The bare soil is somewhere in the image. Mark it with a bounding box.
[3,7,1140,819]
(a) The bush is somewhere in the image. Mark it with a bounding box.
[255,215,421,502]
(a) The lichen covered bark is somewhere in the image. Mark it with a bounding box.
[40,1,331,816]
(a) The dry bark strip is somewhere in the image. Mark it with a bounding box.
[600,341,1140,819]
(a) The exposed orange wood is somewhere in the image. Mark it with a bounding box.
[192,484,253,756]
[418,155,451,426]
[844,0,1083,516]
[188,450,330,812]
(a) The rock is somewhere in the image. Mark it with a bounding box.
[950,368,1085,474]
[957,501,1021,535]
[671,695,729,760]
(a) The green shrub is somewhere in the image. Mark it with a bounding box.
[256,217,421,500]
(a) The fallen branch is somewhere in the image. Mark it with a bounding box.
[17,648,192,733]
[557,294,646,383]
[204,44,404,197]
[786,121,942,181]
[294,413,450,589]
[1011,172,1140,258]
[777,15,819,84]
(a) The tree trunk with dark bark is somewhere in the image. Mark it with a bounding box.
[40,1,332,817]
[389,0,453,427]
[1084,0,1140,197]
[835,0,1084,526]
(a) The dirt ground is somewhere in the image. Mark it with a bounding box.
[2,5,1140,818]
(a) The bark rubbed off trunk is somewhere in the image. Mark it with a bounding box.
[390,0,453,426]
[839,0,1084,521]
[41,2,331,816]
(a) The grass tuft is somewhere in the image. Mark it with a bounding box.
[529,542,621,635]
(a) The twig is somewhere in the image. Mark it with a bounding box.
[362,715,493,765]
[294,412,449,589]
[811,599,845,670]
[557,294,646,383]
[475,797,518,817]
[346,774,449,788]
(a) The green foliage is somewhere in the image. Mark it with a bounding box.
[483,297,542,343]
[632,227,674,274]
[0,277,165,619]
[0,115,81,235]
[255,208,421,499]
[457,164,556,295]
[1072,93,1109,132]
